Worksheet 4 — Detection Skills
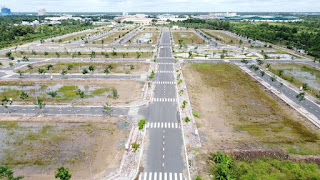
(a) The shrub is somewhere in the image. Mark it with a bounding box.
[138,119,146,130]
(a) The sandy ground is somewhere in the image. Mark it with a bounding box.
[0,79,144,106]
[182,64,320,179]
[0,115,129,180]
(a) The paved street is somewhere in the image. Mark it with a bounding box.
[141,28,186,180]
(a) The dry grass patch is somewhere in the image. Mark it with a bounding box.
[0,79,143,106]
[172,32,206,45]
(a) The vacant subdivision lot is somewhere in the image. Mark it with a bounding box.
[0,116,130,180]
[183,63,320,179]
[17,62,149,74]
[172,31,206,45]
[202,30,244,45]
[268,63,320,99]
[128,31,160,45]
[0,79,143,105]
[93,31,129,44]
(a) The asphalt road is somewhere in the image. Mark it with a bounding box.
[247,65,320,123]
[0,105,129,116]
[141,28,186,180]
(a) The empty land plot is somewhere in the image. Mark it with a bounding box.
[128,31,160,45]
[172,31,206,45]
[0,79,143,105]
[18,62,149,74]
[268,63,320,98]
[0,116,130,180]
[183,63,320,154]
[93,31,129,44]
[183,63,320,178]
[55,31,97,43]
[202,30,245,45]
[5,51,153,59]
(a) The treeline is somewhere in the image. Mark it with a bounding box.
[171,18,320,58]
[0,18,95,49]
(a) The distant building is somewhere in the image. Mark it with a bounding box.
[209,12,237,17]
[122,12,128,16]
[38,9,46,16]
[1,7,11,16]
[135,14,147,18]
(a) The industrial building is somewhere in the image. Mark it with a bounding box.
[1,7,11,16]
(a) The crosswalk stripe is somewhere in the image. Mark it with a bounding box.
[179,173,182,180]
[144,172,147,180]
[164,173,167,180]
[149,172,152,180]
[155,172,157,180]
[159,172,162,180]
[146,122,181,129]
[169,173,172,180]
[174,173,177,180]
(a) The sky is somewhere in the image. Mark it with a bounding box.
[1,0,320,12]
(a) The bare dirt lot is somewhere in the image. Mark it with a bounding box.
[0,115,130,180]
[182,63,320,179]
[0,79,144,106]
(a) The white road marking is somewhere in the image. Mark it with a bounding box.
[164,173,167,180]
[144,172,147,180]
[174,173,177,180]
[159,172,162,180]
[179,173,182,180]
[149,172,152,180]
[169,173,172,180]
[154,172,157,180]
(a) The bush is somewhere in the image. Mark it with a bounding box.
[138,119,146,130]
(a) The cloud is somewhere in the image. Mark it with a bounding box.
[1,0,319,12]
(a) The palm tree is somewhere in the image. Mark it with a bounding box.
[34,98,46,114]
[89,65,95,73]
[17,70,24,78]
[76,89,85,102]
[47,91,58,98]
[20,91,29,101]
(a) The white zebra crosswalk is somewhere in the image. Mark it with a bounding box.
[139,172,186,180]
[157,63,174,65]
[151,98,177,102]
[146,122,181,129]
[155,81,175,85]
[155,71,173,73]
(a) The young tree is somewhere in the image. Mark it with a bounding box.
[278,69,284,77]
[61,70,67,76]
[47,91,58,98]
[131,142,140,152]
[47,64,54,71]
[17,70,24,78]
[112,88,119,99]
[20,91,29,101]
[38,68,46,76]
[1,97,13,114]
[138,119,146,130]
[82,69,89,74]
[76,89,85,100]
[55,167,72,180]
[296,92,305,102]
[88,65,95,73]
[22,56,29,62]
[103,102,112,114]
[34,98,46,113]
[104,68,110,75]
[108,64,114,70]
[260,71,265,77]
[67,65,73,70]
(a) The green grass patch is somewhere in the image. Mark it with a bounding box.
[57,85,78,98]
[92,88,110,95]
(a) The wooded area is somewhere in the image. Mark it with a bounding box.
[0,16,95,49]
[172,17,320,58]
